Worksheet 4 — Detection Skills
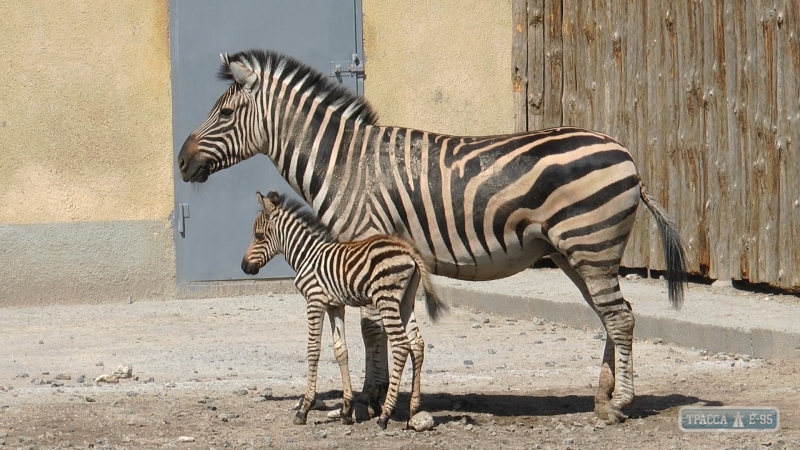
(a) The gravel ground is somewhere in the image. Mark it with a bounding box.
[1,293,799,449]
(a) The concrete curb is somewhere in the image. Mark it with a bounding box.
[433,270,800,360]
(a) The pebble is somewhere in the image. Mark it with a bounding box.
[652,338,665,345]
[488,349,496,354]
[534,340,543,344]
[85,396,96,402]
[533,317,544,325]
[218,413,238,421]
[177,436,195,443]
[483,318,490,323]
[312,429,327,439]
[233,389,249,396]
[463,360,473,366]
[409,411,435,431]
[16,373,29,378]
[544,361,555,367]
[427,343,434,349]
[555,337,566,342]
[252,396,266,403]
[126,391,138,397]
[471,324,482,329]
[563,437,574,445]
[593,333,605,340]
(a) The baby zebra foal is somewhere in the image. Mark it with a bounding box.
[241,191,447,429]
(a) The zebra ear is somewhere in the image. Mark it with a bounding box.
[229,61,259,90]
[256,191,272,213]
[219,53,229,65]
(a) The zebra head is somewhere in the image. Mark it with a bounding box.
[178,52,267,183]
[241,191,282,275]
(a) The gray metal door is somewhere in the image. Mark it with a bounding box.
[170,0,363,283]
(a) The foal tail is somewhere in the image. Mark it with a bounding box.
[406,242,448,322]
[639,182,688,310]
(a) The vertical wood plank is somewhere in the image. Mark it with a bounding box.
[781,0,800,287]
[543,0,563,127]
[527,0,545,130]
[512,0,529,132]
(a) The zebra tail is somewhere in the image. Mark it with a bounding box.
[407,245,448,322]
[639,182,688,309]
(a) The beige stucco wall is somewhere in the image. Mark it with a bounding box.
[0,1,173,224]
[362,0,514,136]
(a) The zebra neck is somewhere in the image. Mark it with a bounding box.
[262,97,368,207]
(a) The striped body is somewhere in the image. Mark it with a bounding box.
[242,191,445,428]
[179,50,687,424]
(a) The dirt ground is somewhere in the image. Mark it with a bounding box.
[1,291,799,450]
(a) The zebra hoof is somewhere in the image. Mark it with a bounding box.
[340,415,354,425]
[596,405,627,425]
[376,417,388,430]
[293,411,308,425]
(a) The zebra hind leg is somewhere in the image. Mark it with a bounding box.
[355,305,387,422]
[550,254,634,424]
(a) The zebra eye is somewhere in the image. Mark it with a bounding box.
[219,107,234,118]
[254,232,265,240]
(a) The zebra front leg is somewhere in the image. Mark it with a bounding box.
[356,305,387,422]
[327,306,354,424]
[295,302,326,425]
[376,297,412,430]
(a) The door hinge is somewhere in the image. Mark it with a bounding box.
[330,54,365,81]
[176,203,190,236]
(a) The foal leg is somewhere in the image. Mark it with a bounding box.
[327,306,354,424]
[376,296,412,430]
[398,269,425,419]
[295,298,326,425]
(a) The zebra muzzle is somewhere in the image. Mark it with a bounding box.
[241,259,261,275]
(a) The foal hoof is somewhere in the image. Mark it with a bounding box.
[340,415,354,425]
[376,417,388,430]
[293,411,308,425]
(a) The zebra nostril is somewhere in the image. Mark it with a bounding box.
[178,157,187,172]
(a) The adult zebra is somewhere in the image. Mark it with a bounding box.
[178,49,687,425]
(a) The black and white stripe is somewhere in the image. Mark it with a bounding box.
[179,49,687,424]
[241,190,446,429]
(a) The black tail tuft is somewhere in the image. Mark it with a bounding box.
[640,184,688,309]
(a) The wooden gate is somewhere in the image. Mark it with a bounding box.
[512,0,799,289]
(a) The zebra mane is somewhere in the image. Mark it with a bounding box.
[218,49,379,125]
[266,192,336,244]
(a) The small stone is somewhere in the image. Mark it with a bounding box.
[95,361,104,367]
[593,333,604,340]
[327,409,342,419]
[533,317,544,325]
[177,436,195,443]
[263,436,272,445]
[39,340,44,345]
[16,373,29,379]
[126,391,138,397]
[233,389,249,396]
[652,338,664,345]
[534,340,543,344]
[247,384,257,391]
[113,365,133,379]
[563,438,574,445]
[463,360,473,366]
[483,318,490,323]
[409,411,435,431]
[84,396,96,402]
[252,396,266,403]
[382,430,397,436]
[94,374,119,383]
[427,343,434,349]
[471,324,482,329]
[165,382,176,388]
[312,429,328,439]
[488,349,496,355]
[544,361,555,367]
[465,424,474,431]
[555,337,566,342]
[624,274,641,280]
[77,375,86,384]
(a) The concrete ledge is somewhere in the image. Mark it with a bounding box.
[433,269,800,360]
[0,220,175,306]
[176,279,298,299]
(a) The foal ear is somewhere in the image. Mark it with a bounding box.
[256,191,276,214]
